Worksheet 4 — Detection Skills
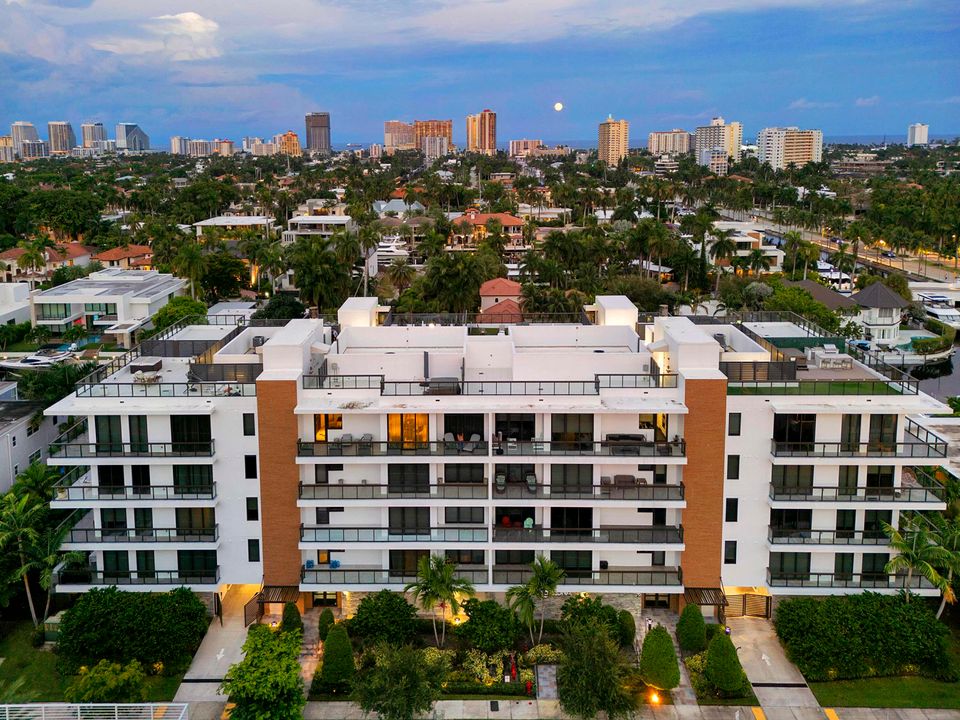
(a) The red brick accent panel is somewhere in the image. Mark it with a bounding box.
[256,379,302,586]
[680,378,728,587]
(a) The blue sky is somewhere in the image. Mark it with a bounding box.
[1,0,958,147]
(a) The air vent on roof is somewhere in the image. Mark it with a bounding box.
[252,336,266,347]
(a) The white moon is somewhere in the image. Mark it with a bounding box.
[554,102,564,112]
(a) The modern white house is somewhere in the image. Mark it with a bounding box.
[193,216,277,239]
[43,297,950,621]
[30,269,188,348]
[849,282,909,346]
[282,215,357,245]
[0,283,32,325]
[0,400,61,492]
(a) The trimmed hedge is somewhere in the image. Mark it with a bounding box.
[317,608,335,641]
[705,634,749,696]
[442,681,530,697]
[916,318,957,354]
[349,590,417,645]
[456,598,521,653]
[676,604,707,653]
[774,593,955,681]
[57,587,208,675]
[617,610,636,647]
[315,624,355,694]
[638,625,680,690]
[280,603,303,635]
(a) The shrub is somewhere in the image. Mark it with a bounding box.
[57,587,208,675]
[523,643,564,666]
[705,623,723,643]
[456,598,521,653]
[350,590,417,645]
[638,625,680,691]
[316,624,355,694]
[676,604,707,652]
[558,623,636,720]
[774,594,954,681]
[560,595,619,636]
[442,681,529,697]
[222,624,304,720]
[318,608,335,641]
[280,603,303,635]
[616,610,636,647]
[65,660,147,702]
[353,644,446,719]
[704,634,748,696]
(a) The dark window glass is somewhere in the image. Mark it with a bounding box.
[772,466,813,492]
[176,507,215,531]
[136,550,155,579]
[129,415,148,453]
[551,550,591,577]
[868,414,897,450]
[834,553,854,580]
[94,415,122,453]
[443,414,484,439]
[98,465,124,495]
[725,498,738,522]
[100,508,127,536]
[728,413,741,436]
[864,510,892,539]
[727,455,740,479]
[839,466,859,494]
[314,464,343,484]
[862,553,889,578]
[131,466,150,495]
[444,507,484,524]
[445,549,484,565]
[245,455,258,479]
[494,413,535,442]
[389,549,427,576]
[246,497,258,521]
[495,550,535,565]
[178,550,217,575]
[724,541,737,564]
[387,464,429,493]
[243,413,256,436]
[445,464,484,484]
[247,539,260,562]
[388,507,429,534]
[552,465,592,494]
[551,414,593,448]
[103,550,129,578]
[773,413,816,446]
[841,414,861,452]
[170,416,211,452]
[174,466,213,495]
[770,552,811,579]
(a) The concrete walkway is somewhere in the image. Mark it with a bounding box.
[174,585,257,703]
[726,617,819,711]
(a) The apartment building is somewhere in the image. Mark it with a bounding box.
[47,122,77,155]
[305,112,332,155]
[509,139,543,158]
[695,117,742,172]
[647,130,692,157]
[45,296,950,619]
[907,123,929,147]
[598,117,629,167]
[757,127,823,170]
[466,111,497,155]
[384,121,416,152]
[414,120,454,151]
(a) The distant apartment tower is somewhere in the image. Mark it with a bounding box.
[384,121,416,152]
[907,123,929,147]
[466,110,497,155]
[81,122,106,149]
[170,136,190,155]
[116,123,149,151]
[698,148,728,176]
[757,127,823,170]
[694,117,742,173]
[305,112,331,155]
[647,129,692,156]
[242,137,263,153]
[215,139,234,157]
[20,140,50,160]
[369,144,383,160]
[422,136,449,161]
[47,122,76,155]
[598,116,629,166]
[188,139,213,157]
[251,141,277,157]
[10,122,39,157]
[414,120,454,150]
[0,136,13,163]
[276,131,302,157]
[509,139,542,158]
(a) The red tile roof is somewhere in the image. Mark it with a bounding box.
[92,245,152,262]
[479,277,522,297]
[456,211,524,229]
[479,298,523,321]
[0,243,94,264]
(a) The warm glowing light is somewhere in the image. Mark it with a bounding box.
[554,102,564,112]
[650,692,660,705]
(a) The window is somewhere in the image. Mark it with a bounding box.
[443,414,484,440]
[245,455,258,479]
[136,550,155,579]
[445,549,484,565]
[174,466,213,495]
[98,466,125,495]
[865,510,892,539]
[94,415,122,453]
[725,498,738,522]
[129,415,148,453]
[866,466,894,496]
[388,549,427,576]
[133,508,153,531]
[26,424,35,437]
[868,414,897,451]
[170,415,211,452]
[773,413,816,449]
[313,414,343,442]
[839,466,859,495]
[552,465,592,494]
[445,464,484,484]
[388,507,429,534]
[728,413,741,436]
[103,550,129,579]
[840,414,861,452]
[176,507,215,532]
[444,507,484,524]
[387,413,428,446]
[724,541,737,565]
[834,553,854,581]
[131,466,150,495]
[771,508,812,532]
[726,455,740,480]
[551,550,591,577]
[101,508,127,536]
[28,449,41,464]
[246,497,259,521]
[650,551,666,566]
[862,553,890,579]
[495,549,535,565]
[178,550,217,578]
[387,464,429,493]
[243,413,256,436]
[770,552,811,579]
[10,435,15,447]
[494,414,536,442]
[247,539,260,562]
[551,507,592,537]
[772,466,813,493]
[551,414,593,447]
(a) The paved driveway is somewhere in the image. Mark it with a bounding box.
[726,617,821,712]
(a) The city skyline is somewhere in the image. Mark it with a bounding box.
[0,1,957,144]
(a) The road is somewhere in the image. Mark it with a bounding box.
[723,208,960,284]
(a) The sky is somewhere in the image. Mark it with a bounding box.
[0,0,958,147]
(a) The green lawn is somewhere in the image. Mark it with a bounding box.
[810,677,960,709]
[0,622,183,701]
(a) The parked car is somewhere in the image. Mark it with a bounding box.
[851,340,871,351]
[881,250,897,259]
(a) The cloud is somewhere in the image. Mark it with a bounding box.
[855,95,880,107]
[788,98,839,109]
[921,95,960,105]
[91,11,220,62]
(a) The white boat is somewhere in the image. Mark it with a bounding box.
[922,303,960,330]
[0,347,74,370]
[375,236,411,269]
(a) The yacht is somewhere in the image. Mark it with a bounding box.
[375,236,411,270]
[921,302,960,330]
[0,346,74,370]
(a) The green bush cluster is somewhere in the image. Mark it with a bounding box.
[64,660,147,702]
[915,318,957,354]
[774,594,955,681]
[443,681,530,696]
[616,610,635,647]
[348,590,417,645]
[638,625,680,690]
[560,595,621,642]
[317,608,335,641]
[676,604,707,652]
[704,634,750,696]
[314,623,356,695]
[57,587,208,675]
[279,603,303,635]
[455,598,521,653]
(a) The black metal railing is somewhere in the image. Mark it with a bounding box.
[492,567,683,586]
[768,483,944,503]
[297,440,489,457]
[54,566,220,586]
[300,526,488,542]
[51,440,215,458]
[492,526,683,544]
[302,373,679,394]
[299,483,488,500]
[767,568,934,589]
[496,483,686,501]
[54,478,217,502]
[302,374,383,390]
[770,439,947,459]
[495,439,686,457]
[78,382,256,398]
[65,526,219,543]
[729,380,910,396]
[300,567,488,585]
[767,527,889,545]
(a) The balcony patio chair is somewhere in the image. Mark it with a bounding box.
[525,472,538,495]
[443,432,457,452]
[336,433,354,455]
[495,472,507,494]
[464,433,481,453]
[359,433,373,453]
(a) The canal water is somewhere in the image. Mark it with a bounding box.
[913,351,960,402]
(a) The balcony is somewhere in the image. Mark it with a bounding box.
[299,483,487,500]
[495,439,685,458]
[301,567,488,585]
[300,526,488,543]
[51,440,216,458]
[767,568,934,590]
[770,439,946,459]
[297,439,489,458]
[492,566,683,587]
[495,483,685,501]
[53,565,220,588]
[767,528,889,546]
[64,525,219,544]
[52,468,217,502]
[768,483,944,504]
[492,526,684,544]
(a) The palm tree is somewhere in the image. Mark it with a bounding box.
[783,231,803,274]
[505,555,565,645]
[709,228,738,293]
[31,523,85,623]
[0,494,46,626]
[12,463,59,504]
[385,258,415,294]
[404,554,475,648]
[929,515,960,619]
[883,518,953,602]
[747,248,772,276]
[173,243,205,299]
[288,236,350,309]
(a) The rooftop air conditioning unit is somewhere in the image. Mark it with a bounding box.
[252,336,266,347]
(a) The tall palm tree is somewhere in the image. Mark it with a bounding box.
[0,494,46,626]
[709,228,738,293]
[385,258,415,295]
[404,554,475,648]
[31,524,85,623]
[883,519,953,602]
[747,248,772,276]
[929,515,960,619]
[173,243,205,299]
[505,555,565,645]
[12,463,59,504]
[783,231,804,274]
[288,236,350,310]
